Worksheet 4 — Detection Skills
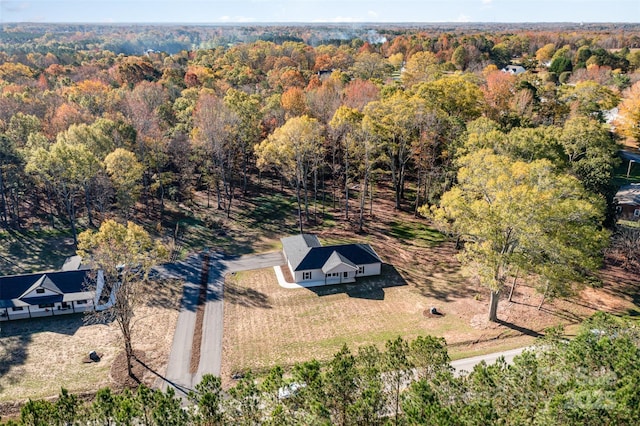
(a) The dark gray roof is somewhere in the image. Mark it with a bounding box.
[0,270,95,308]
[281,234,381,272]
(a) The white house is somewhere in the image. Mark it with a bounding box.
[0,269,102,321]
[614,183,640,221]
[502,65,526,75]
[281,234,382,285]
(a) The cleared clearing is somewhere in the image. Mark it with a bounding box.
[221,195,639,384]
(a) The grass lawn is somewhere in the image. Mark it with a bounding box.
[0,229,76,276]
[222,259,637,384]
[222,266,478,379]
[0,278,182,404]
[220,191,640,385]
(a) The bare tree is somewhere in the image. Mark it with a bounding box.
[78,220,167,378]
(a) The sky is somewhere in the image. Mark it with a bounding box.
[1,0,639,24]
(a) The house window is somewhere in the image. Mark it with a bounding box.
[343,272,348,278]
[38,303,54,309]
[357,266,364,275]
[634,209,640,218]
[303,272,311,280]
[36,288,45,294]
[11,307,24,311]
[76,300,87,305]
[60,302,70,310]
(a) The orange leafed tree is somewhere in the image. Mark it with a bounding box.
[281,87,308,117]
[482,70,516,123]
[615,81,640,145]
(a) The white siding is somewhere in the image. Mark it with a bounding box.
[294,268,323,282]
[357,263,381,277]
[22,287,60,299]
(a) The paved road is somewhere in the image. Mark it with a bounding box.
[162,250,284,395]
[450,347,530,376]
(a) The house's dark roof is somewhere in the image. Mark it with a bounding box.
[22,295,63,305]
[0,270,94,308]
[615,183,640,206]
[281,234,381,272]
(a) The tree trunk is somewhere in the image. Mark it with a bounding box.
[242,151,249,195]
[296,181,303,234]
[64,192,78,246]
[489,290,500,322]
[126,340,134,378]
[344,154,349,221]
[369,180,374,216]
[45,187,55,229]
[414,171,421,218]
[224,170,234,219]
[0,168,8,227]
[215,180,223,210]
[358,175,367,233]
[302,169,309,223]
[84,184,94,228]
[508,269,519,302]
[538,281,549,310]
[394,182,402,210]
[313,167,318,223]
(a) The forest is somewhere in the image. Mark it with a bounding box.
[1,23,640,310]
[1,22,640,424]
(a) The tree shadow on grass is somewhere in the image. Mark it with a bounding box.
[0,333,30,394]
[0,315,84,394]
[237,194,296,236]
[225,281,272,309]
[538,305,585,324]
[306,264,408,301]
[3,229,75,275]
[496,319,544,338]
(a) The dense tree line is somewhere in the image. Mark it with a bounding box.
[2,313,639,425]
[1,26,639,321]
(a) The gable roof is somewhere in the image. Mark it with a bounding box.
[0,269,95,309]
[321,251,358,274]
[281,234,381,272]
[19,274,63,299]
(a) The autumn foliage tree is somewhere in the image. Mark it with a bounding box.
[77,220,167,378]
[615,81,640,145]
[427,150,608,322]
[255,115,323,233]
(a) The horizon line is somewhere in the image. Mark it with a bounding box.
[3,21,638,25]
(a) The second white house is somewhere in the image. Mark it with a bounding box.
[281,234,382,285]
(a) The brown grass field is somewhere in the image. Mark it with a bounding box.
[0,278,182,405]
[221,191,640,384]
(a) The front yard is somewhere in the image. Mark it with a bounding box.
[221,194,640,384]
[0,278,182,405]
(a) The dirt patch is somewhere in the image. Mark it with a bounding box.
[190,252,210,373]
[110,350,148,389]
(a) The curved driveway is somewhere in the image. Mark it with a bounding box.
[160,251,284,395]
